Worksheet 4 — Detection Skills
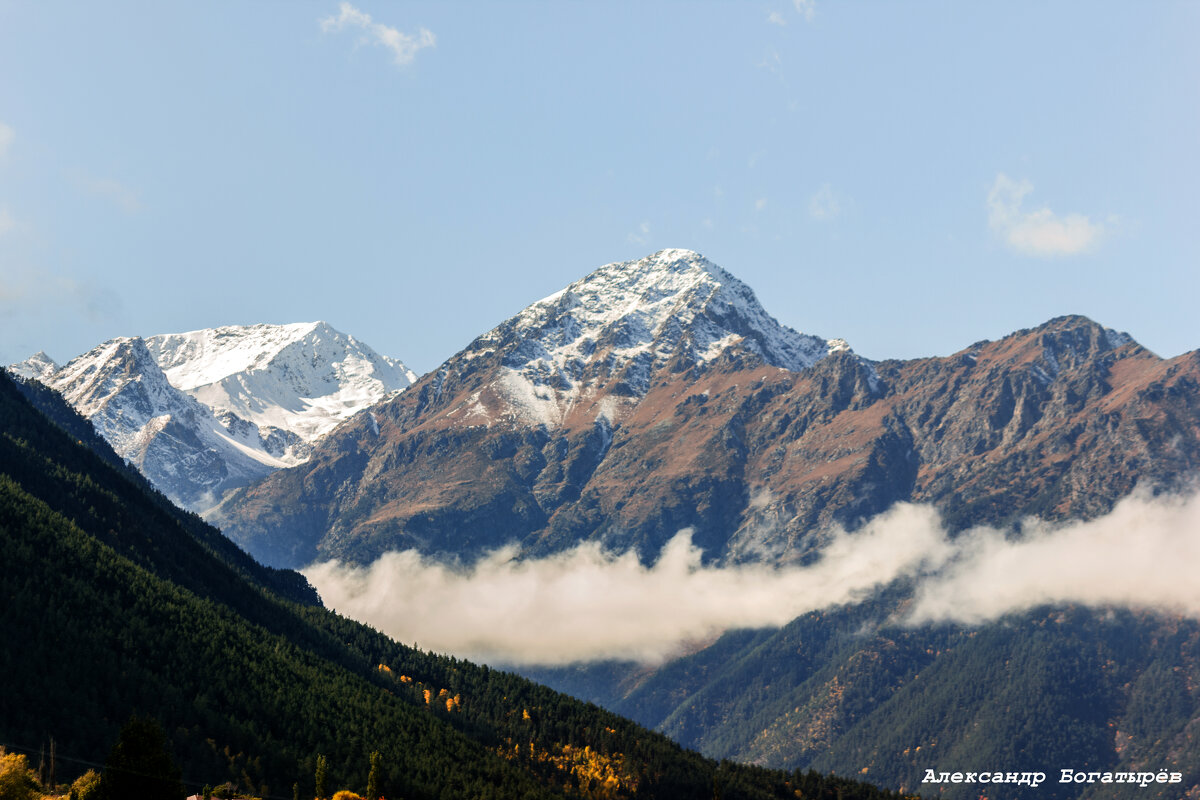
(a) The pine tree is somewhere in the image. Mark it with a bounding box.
[314,754,328,800]
[366,751,380,800]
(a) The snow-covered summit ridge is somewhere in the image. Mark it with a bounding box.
[145,321,417,442]
[48,336,190,439]
[487,249,847,381]
[456,249,854,429]
[9,350,59,382]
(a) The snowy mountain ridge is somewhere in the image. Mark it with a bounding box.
[146,321,417,449]
[461,249,853,427]
[9,321,415,511]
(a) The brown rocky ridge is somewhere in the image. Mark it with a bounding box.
[209,251,1200,571]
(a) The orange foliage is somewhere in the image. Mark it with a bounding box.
[499,739,635,798]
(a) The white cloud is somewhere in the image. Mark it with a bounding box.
[793,0,816,22]
[627,221,651,246]
[808,183,840,220]
[305,505,952,666]
[767,11,787,27]
[755,197,768,212]
[906,488,1200,625]
[0,207,14,237]
[0,122,14,159]
[320,2,435,66]
[987,173,1104,257]
[305,487,1200,667]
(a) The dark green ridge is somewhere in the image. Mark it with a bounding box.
[0,369,910,800]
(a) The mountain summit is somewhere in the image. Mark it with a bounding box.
[9,321,415,511]
[420,249,855,430]
[145,321,417,450]
[485,249,847,416]
[212,251,867,566]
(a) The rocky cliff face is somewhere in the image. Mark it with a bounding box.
[211,252,1200,570]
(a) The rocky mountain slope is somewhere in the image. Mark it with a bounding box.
[9,321,415,511]
[212,251,1200,570]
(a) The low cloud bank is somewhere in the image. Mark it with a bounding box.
[906,488,1200,624]
[305,503,948,665]
[304,489,1200,666]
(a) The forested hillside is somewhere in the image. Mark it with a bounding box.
[524,591,1200,800]
[0,370,908,800]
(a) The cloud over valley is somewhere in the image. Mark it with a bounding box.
[305,488,1200,667]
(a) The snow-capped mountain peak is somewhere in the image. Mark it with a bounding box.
[8,350,60,382]
[50,336,188,445]
[145,321,417,443]
[502,249,845,378]
[9,322,416,511]
[445,249,855,429]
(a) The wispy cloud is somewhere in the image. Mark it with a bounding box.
[767,11,788,27]
[627,221,651,246]
[305,487,1200,666]
[987,173,1104,257]
[808,183,840,220]
[0,207,14,238]
[757,51,783,77]
[0,122,14,159]
[793,0,816,22]
[320,2,435,67]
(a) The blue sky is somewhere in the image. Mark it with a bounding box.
[1,1,1196,374]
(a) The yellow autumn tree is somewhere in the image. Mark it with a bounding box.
[0,750,39,800]
[69,769,102,800]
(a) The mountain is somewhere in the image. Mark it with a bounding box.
[144,321,417,452]
[205,249,1200,799]
[212,251,1200,571]
[211,250,863,566]
[0,367,905,800]
[10,321,415,511]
